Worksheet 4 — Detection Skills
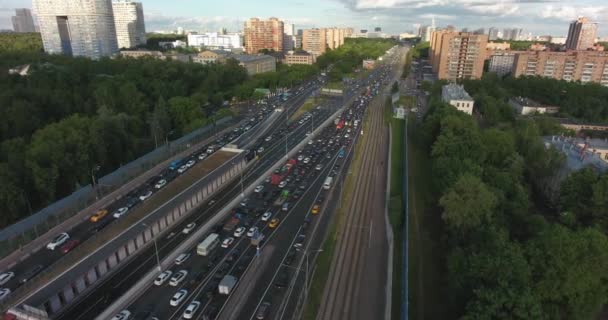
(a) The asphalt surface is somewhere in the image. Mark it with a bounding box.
[54,87,338,320]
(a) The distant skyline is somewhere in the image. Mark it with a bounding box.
[1,0,607,37]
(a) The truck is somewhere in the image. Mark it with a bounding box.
[197,233,220,256]
[223,216,240,232]
[271,159,297,185]
[218,275,238,295]
[271,172,283,185]
[336,120,345,130]
[273,189,290,206]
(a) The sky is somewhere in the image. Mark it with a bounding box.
[1,0,607,37]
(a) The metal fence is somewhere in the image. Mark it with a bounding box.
[0,117,235,247]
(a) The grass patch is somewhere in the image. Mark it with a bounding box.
[324,82,344,90]
[398,96,416,109]
[291,96,323,121]
[406,115,448,320]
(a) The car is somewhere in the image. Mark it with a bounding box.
[234,227,246,237]
[264,176,271,183]
[154,179,167,189]
[268,218,280,228]
[257,147,265,154]
[297,155,304,161]
[170,289,188,306]
[198,153,207,160]
[47,232,70,250]
[254,185,264,193]
[278,181,287,188]
[247,227,259,237]
[186,159,196,168]
[282,202,290,211]
[110,310,131,320]
[170,270,188,286]
[240,198,249,207]
[183,300,201,319]
[274,271,288,289]
[89,209,108,222]
[315,164,322,171]
[177,165,189,173]
[303,157,311,164]
[221,237,235,248]
[256,302,271,319]
[307,140,313,145]
[154,270,173,286]
[175,253,191,265]
[20,265,43,284]
[0,272,14,286]
[265,136,272,142]
[139,190,153,201]
[61,239,80,254]
[311,204,320,215]
[182,223,196,234]
[0,288,10,301]
[261,211,272,221]
[113,206,129,218]
[344,133,350,138]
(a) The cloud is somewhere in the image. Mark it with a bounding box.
[539,5,608,21]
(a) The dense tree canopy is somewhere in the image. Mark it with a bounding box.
[419,75,608,319]
[0,33,43,52]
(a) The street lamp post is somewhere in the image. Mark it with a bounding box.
[91,164,101,199]
[166,130,175,154]
[143,223,162,272]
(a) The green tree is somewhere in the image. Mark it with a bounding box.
[440,174,497,233]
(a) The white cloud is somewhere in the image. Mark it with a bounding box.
[539,5,608,21]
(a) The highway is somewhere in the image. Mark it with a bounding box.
[0,79,321,304]
[54,89,340,320]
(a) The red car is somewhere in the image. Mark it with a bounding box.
[61,240,80,254]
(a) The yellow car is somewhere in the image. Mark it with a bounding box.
[268,218,280,228]
[90,209,108,222]
[311,205,320,215]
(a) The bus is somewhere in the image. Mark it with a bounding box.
[197,233,220,256]
[323,177,333,190]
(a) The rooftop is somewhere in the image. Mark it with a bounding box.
[442,83,473,101]
[510,96,541,107]
[232,54,275,63]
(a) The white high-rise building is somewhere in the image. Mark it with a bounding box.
[112,0,146,49]
[187,33,242,50]
[12,8,36,33]
[33,0,118,59]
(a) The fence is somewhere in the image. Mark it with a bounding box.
[0,117,236,252]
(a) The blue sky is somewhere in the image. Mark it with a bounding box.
[1,0,607,37]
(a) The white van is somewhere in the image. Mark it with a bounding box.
[197,233,220,256]
[323,177,333,190]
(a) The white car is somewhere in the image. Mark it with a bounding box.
[247,227,258,238]
[113,207,129,219]
[264,176,271,183]
[47,232,70,250]
[308,140,313,145]
[139,190,153,201]
[297,155,304,161]
[183,300,201,319]
[261,212,272,221]
[257,147,264,154]
[169,270,188,286]
[170,289,188,307]
[154,179,167,189]
[265,136,272,142]
[186,160,196,168]
[344,134,350,138]
[177,165,189,174]
[0,288,10,301]
[182,223,196,234]
[0,272,15,286]
[110,310,131,320]
[154,270,173,286]
[280,181,289,189]
[221,237,235,248]
[175,253,190,265]
[254,185,264,193]
[198,153,207,160]
[234,227,246,238]
[303,157,311,164]
[315,164,322,171]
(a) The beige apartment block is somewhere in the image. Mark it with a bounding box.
[512,51,608,86]
[430,30,488,80]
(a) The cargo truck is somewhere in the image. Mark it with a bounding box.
[218,275,238,295]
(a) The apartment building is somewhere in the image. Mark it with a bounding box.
[233,54,276,75]
[566,17,597,50]
[302,27,348,56]
[192,50,232,64]
[244,18,284,54]
[187,33,242,50]
[33,0,119,58]
[489,53,516,76]
[512,51,608,86]
[112,0,146,49]
[430,30,488,80]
